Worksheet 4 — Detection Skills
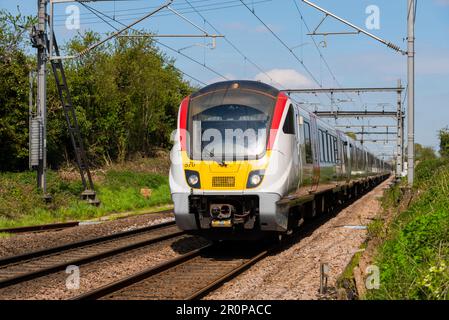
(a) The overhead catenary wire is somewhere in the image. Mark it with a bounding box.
[77,1,206,85]
[57,0,278,88]
[292,0,351,97]
[238,0,322,88]
[183,0,286,90]
[76,1,227,84]
[53,0,271,19]
[53,0,273,26]
[291,0,400,135]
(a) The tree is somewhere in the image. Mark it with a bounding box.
[0,8,193,171]
[0,10,35,171]
[60,31,192,164]
[415,143,436,161]
[439,127,449,158]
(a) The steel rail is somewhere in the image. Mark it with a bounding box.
[185,248,271,300]
[0,209,173,235]
[71,245,213,300]
[72,243,271,300]
[0,222,79,234]
[0,220,175,266]
[0,222,183,289]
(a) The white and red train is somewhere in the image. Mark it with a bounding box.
[169,81,391,240]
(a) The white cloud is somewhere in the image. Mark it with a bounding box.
[253,68,313,88]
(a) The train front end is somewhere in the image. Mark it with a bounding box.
[169,81,292,240]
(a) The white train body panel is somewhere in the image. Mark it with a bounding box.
[169,81,391,239]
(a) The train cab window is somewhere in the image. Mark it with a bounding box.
[304,121,313,164]
[282,105,295,135]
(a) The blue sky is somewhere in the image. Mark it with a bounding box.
[2,0,449,157]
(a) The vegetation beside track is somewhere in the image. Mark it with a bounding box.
[366,158,449,300]
[0,157,172,229]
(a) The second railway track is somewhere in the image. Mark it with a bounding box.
[73,242,271,300]
[0,220,184,289]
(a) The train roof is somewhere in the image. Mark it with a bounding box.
[190,80,280,99]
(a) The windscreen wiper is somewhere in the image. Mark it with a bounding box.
[202,146,227,166]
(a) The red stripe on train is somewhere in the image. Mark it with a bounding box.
[267,92,288,150]
[179,97,190,151]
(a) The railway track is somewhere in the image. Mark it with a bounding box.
[0,222,80,234]
[73,242,271,300]
[0,220,183,289]
[0,179,389,299]
[0,209,173,235]
[72,179,381,301]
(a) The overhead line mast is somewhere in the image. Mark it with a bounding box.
[32,0,217,202]
[301,0,416,185]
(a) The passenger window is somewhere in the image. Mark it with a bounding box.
[334,137,340,163]
[329,136,335,163]
[304,121,313,164]
[320,130,324,162]
[282,105,295,135]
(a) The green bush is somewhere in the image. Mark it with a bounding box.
[414,158,448,187]
[368,163,449,300]
[0,168,172,229]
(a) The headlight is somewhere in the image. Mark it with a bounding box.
[250,174,261,186]
[188,174,199,186]
[247,170,264,188]
[185,170,200,188]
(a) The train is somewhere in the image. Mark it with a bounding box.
[169,80,391,240]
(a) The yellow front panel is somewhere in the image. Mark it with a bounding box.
[181,151,270,190]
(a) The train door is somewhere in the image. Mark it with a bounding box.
[336,132,345,183]
[283,104,299,192]
[295,108,303,189]
[349,143,354,178]
[309,114,320,191]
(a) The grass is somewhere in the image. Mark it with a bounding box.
[366,158,449,300]
[337,242,367,293]
[0,232,11,239]
[0,157,172,229]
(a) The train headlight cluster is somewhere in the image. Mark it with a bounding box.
[185,170,200,188]
[246,170,264,188]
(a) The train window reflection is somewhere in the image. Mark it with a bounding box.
[191,104,269,161]
[304,121,313,164]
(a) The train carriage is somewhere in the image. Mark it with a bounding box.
[169,80,391,240]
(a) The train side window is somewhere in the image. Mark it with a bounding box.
[333,137,338,162]
[304,121,313,164]
[328,135,333,163]
[319,130,324,162]
[282,105,295,135]
[326,133,331,163]
[331,136,336,163]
